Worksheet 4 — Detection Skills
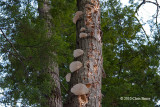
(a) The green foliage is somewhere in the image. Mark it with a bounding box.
[0,0,76,106]
[101,0,160,106]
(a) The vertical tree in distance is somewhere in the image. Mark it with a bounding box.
[38,0,62,107]
[0,0,75,106]
[65,0,103,106]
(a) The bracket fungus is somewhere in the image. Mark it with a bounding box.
[73,49,84,58]
[69,61,83,72]
[73,11,83,24]
[80,27,86,32]
[71,83,89,95]
[65,73,71,82]
[79,33,88,38]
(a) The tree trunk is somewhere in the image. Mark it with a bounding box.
[65,0,103,107]
[38,0,62,107]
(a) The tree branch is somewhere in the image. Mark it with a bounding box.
[134,0,160,39]
[135,1,145,15]
[155,0,159,34]
[60,80,68,92]
[0,46,23,63]
[0,28,25,61]
[135,0,160,15]
[134,16,149,41]
[146,0,159,6]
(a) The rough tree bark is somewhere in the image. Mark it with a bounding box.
[65,0,103,107]
[38,0,62,107]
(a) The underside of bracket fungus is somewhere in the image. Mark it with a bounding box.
[65,73,71,82]
[71,83,89,95]
[73,49,84,58]
[69,61,83,72]
[79,33,88,38]
[73,11,83,24]
[78,95,88,106]
[71,83,89,106]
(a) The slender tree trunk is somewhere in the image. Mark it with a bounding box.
[65,0,103,107]
[38,0,62,107]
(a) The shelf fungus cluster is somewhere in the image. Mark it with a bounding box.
[72,1,102,42]
[65,49,84,81]
[65,47,89,106]
[67,0,103,106]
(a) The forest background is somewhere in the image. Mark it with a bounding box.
[0,0,160,106]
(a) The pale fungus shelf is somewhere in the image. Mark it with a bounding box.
[73,11,83,24]
[65,73,71,82]
[80,27,86,32]
[73,49,84,58]
[79,33,88,38]
[69,61,83,72]
[71,83,89,95]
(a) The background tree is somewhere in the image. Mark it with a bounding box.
[37,0,63,106]
[0,0,75,106]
